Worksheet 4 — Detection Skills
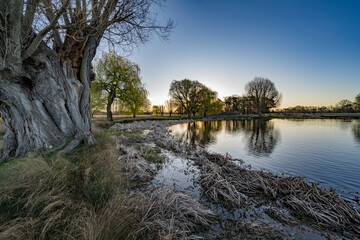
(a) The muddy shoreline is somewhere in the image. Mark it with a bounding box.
[111,119,360,239]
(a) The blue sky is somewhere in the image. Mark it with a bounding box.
[126,0,360,107]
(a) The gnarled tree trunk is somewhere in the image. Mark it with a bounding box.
[0,41,98,162]
[0,0,172,162]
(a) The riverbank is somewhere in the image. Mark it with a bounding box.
[110,119,360,239]
[0,119,359,239]
[0,122,217,240]
[90,112,360,123]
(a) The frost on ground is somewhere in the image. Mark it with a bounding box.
[111,120,360,240]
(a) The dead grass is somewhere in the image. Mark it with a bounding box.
[117,143,156,188]
[197,151,360,236]
[0,128,132,239]
[0,157,90,239]
[134,187,218,240]
[0,125,217,239]
[92,120,114,130]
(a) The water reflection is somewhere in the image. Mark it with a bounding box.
[178,121,223,146]
[243,120,280,157]
[172,120,280,157]
[353,122,360,145]
[170,119,360,204]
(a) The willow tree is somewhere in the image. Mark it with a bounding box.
[94,53,141,121]
[0,0,173,162]
[122,84,149,118]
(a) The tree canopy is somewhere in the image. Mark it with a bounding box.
[90,82,106,117]
[120,79,150,117]
[94,52,149,119]
[245,77,281,115]
[355,93,360,112]
[169,79,211,117]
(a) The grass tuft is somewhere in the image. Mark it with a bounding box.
[0,127,130,240]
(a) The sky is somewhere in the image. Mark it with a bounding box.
[125,0,360,108]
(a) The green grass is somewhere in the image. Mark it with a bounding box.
[92,115,203,124]
[92,112,360,124]
[138,145,166,169]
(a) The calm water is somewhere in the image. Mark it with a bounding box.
[169,119,360,202]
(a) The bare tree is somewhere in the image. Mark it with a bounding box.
[245,77,281,115]
[0,0,173,162]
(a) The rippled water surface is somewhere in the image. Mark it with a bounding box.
[169,119,360,201]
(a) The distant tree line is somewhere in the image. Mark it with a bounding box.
[155,77,280,117]
[91,62,359,120]
[275,94,360,114]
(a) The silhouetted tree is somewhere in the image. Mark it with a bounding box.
[337,99,354,113]
[208,99,224,115]
[224,95,240,112]
[355,93,360,112]
[0,0,173,161]
[200,88,219,117]
[169,79,208,117]
[224,95,253,114]
[281,105,332,114]
[245,78,281,115]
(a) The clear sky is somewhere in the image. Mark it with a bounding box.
[125,0,360,108]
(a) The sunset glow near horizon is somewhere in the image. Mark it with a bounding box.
[124,0,360,108]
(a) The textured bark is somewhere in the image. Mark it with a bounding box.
[0,0,172,162]
[0,43,95,162]
[106,100,113,121]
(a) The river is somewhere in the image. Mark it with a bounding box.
[169,119,360,204]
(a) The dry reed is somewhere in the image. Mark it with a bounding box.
[196,150,360,236]
[134,186,218,240]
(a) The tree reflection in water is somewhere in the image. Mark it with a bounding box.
[243,120,280,157]
[174,119,280,157]
[352,122,360,145]
[179,121,223,147]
